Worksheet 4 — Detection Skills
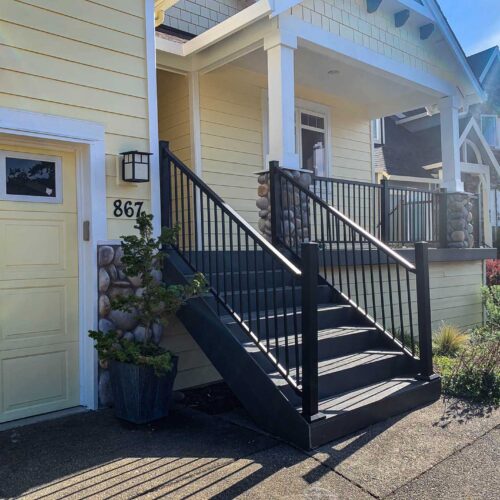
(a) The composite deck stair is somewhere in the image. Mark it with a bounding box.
[160,141,441,450]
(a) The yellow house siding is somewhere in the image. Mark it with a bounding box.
[291,0,458,84]
[157,70,192,165]
[0,0,152,240]
[429,261,484,330]
[200,66,264,227]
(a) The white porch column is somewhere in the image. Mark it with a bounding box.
[264,32,299,169]
[439,95,464,192]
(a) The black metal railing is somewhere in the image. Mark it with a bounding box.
[272,164,434,378]
[313,176,444,247]
[159,142,321,419]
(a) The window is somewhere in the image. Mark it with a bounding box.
[0,151,62,203]
[372,118,384,144]
[262,96,331,175]
[481,115,498,148]
[297,110,327,177]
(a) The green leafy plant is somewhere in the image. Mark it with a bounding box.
[89,212,207,373]
[89,330,173,376]
[481,285,500,331]
[433,323,468,357]
[442,340,500,405]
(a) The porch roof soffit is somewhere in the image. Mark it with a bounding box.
[155,0,485,103]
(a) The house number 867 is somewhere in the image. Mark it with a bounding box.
[113,200,144,218]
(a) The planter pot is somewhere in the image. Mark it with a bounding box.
[109,356,178,424]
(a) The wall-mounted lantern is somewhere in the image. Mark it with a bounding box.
[121,151,152,183]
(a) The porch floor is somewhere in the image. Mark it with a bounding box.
[1,395,498,499]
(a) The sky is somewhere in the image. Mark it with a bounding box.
[438,0,500,56]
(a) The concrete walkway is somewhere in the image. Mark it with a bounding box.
[0,398,498,499]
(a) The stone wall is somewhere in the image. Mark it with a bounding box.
[256,168,313,246]
[445,193,475,249]
[97,243,164,406]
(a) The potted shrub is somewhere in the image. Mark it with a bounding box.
[89,213,206,424]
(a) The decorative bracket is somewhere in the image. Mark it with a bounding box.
[420,23,435,40]
[366,0,382,14]
[394,9,410,28]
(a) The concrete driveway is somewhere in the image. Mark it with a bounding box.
[0,398,498,499]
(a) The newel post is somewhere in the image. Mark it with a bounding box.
[414,242,436,380]
[380,179,391,242]
[301,242,324,422]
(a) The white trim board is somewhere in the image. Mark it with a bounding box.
[0,106,107,414]
[146,0,161,236]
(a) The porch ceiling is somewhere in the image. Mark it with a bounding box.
[232,45,441,119]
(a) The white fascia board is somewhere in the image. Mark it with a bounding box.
[182,0,272,55]
[396,0,433,19]
[280,15,455,97]
[155,35,184,56]
[423,0,486,101]
[460,117,500,178]
[479,49,500,84]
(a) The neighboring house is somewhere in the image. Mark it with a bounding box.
[374,45,500,246]
[0,0,496,446]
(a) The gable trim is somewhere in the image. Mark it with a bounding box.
[459,117,500,178]
[423,0,486,101]
[479,48,500,83]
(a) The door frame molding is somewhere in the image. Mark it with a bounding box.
[0,106,107,411]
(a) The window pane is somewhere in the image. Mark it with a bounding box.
[481,116,497,147]
[301,112,324,130]
[5,157,57,198]
[301,128,325,176]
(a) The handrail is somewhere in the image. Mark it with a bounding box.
[314,175,382,189]
[161,144,301,277]
[272,164,435,376]
[160,142,324,405]
[287,170,416,272]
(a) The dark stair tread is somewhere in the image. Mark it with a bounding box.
[220,303,351,325]
[236,325,381,354]
[270,349,409,387]
[315,377,425,414]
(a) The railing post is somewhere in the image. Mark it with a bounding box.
[439,188,448,248]
[414,242,436,380]
[159,140,172,229]
[380,179,390,242]
[269,161,281,246]
[301,242,324,422]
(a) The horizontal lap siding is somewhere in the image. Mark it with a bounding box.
[1,0,151,240]
[157,71,221,389]
[200,67,263,228]
[326,259,484,336]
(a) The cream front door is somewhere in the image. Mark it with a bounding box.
[0,142,79,423]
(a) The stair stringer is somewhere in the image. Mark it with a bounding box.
[165,250,312,449]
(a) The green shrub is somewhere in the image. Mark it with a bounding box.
[442,341,500,405]
[482,285,500,330]
[433,323,468,357]
[89,213,207,373]
[89,329,173,376]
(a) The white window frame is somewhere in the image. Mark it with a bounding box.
[295,101,330,177]
[0,150,63,203]
[372,118,384,145]
[480,114,498,148]
[262,93,332,176]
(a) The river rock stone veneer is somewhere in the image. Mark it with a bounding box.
[256,169,313,247]
[96,243,164,406]
[445,192,475,249]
